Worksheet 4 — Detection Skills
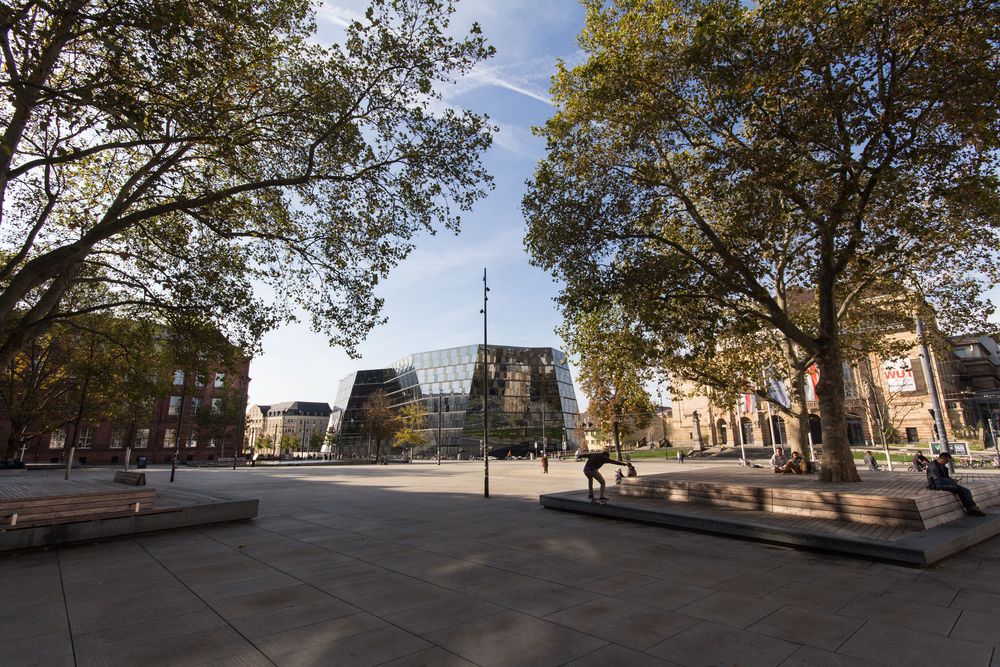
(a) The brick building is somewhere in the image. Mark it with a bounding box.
[25,361,250,466]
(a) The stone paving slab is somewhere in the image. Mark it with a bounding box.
[3,462,1000,666]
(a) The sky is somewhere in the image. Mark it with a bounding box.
[245,0,1000,413]
[246,0,596,410]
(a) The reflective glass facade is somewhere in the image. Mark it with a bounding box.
[334,345,580,458]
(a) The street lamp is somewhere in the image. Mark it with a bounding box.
[480,267,490,498]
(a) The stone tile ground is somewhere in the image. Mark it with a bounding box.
[1,461,999,666]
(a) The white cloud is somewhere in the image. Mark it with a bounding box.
[316,1,365,27]
[491,122,542,158]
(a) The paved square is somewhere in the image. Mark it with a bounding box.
[2,461,999,666]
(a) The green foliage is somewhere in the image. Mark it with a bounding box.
[524,0,999,481]
[280,433,299,452]
[0,0,494,368]
[394,402,428,448]
[308,432,324,451]
[564,303,655,452]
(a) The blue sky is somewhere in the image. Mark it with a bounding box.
[247,1,593,410]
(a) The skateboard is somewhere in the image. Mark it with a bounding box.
[589,496,608,505]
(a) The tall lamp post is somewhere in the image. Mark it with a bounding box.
[480,268,490,498]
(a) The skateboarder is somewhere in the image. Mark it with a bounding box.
[582,450,628,503]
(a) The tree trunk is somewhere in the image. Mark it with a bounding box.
[612,420,622,459]
[816,335,861,482]
[785,378,811,457]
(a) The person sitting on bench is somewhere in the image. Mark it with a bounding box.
[927,452,986,517]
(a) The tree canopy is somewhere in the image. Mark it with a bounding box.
[525,0,999,482]
[0,0,494,368]
[565,304,654,457]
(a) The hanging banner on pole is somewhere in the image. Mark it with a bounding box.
[883,358,917,392]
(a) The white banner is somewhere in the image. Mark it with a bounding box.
[883,358,916,392]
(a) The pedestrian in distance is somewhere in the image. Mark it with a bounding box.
[677,450,685,464]
[582,450,628,504]
[927,452,986,516]
[541,453,549,474]
[863,450,880,471]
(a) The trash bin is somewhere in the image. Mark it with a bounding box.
[136,455,147,469]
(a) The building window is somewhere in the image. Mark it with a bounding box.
[214,373,225,388]
[208,437,217,448]
[906,427,919,443]
[173,370,185,385]
[110,429,125,449]
[212,398,222,413]
[846,416,864,446]
[195,373,206,387]
[78,427,93,449]
[135,429,149,449]
[187,432,198,448]
[168,396,182,416]
[164,428,176,449]
[191,397,202,413]
[49,429,66,449]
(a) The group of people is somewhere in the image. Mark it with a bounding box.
[769,447,811,474]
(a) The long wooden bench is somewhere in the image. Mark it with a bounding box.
[618,472,1000,530]
[0,487,155,529]
[113,471,146,485]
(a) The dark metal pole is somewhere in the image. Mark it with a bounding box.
[481,268,489,498]
[170,380,186,483]
[437,393,442,465]
[541,401,546,457]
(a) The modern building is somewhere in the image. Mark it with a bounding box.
[334,344,580,459]
[245,401,333,456]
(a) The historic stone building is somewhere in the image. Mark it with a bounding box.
[669,332,999,453]
[244,401,333,456]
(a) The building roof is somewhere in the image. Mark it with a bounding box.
[265,401,332,416]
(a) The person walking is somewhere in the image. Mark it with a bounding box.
[863,451,880,471]
[927,452,986,516]
[582,450,628,503]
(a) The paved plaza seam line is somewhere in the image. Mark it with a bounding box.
[135,537,278,667]
[56,548,78,667]
[194,526,481,666]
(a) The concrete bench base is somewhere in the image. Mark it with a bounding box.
[616,470,1000,530]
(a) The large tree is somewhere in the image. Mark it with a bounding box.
[525,0,999,482]
[565,304,654,458]
[362,389,399,462]
[0,0,493,368]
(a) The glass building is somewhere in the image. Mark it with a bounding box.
[334,345,580,459]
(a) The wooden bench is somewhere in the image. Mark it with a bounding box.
[618,472,1000,530]
[0,488,155,529]
[113,471,146,485]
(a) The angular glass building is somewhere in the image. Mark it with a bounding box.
[334,345,580,459]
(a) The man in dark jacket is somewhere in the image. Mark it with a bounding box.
[927,452,986,516]
[583,451,628,502]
